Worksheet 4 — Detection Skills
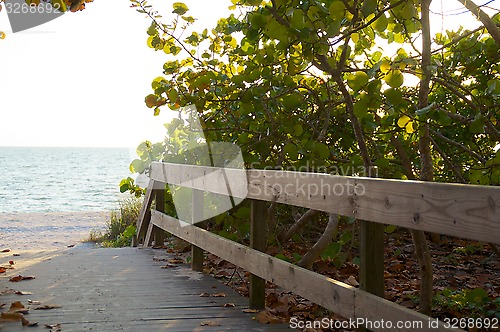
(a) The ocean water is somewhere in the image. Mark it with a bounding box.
[0,147,133,213]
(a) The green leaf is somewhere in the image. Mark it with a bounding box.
[284,143,298,160]
[361,0,377,17]
[172,2,189,15]
[384,69,404,88]
[373,14,388,32]
[347,71,369,91]
[329,1,346,20]
[294,124,303,136]
[130,159,146,174]
[470,116,485,133]
[313,142,330,159]
[384,224,397,234]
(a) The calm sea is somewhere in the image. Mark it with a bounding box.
[0,147,133,213]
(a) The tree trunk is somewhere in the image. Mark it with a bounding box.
[413,0,434,315]
[279,209,320,242]
[298,214,340,270]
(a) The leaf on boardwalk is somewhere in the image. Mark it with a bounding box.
[15,291,33,295]
[200,321,220,326]
[28,300,41,305]
[160,263,178,268]
[1,248,11,253]
[34,304,62,310]
[9,275,35,282]
[223,302,235,307]
[0,301,37,327]
[9,261,14,265]
[242,308,259,313]
[211,292,226,297]
[45,323,62,331]
[0,267,6,273]
[199,292,210,297]
[167,258,184,264]
[9,301,29,314]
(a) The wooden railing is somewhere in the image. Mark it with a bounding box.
[134,161,500,332]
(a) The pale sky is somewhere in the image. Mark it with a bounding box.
[0,0,231,148]
[0,1,498,148]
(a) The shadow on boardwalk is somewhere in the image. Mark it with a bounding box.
[0,247,290,331]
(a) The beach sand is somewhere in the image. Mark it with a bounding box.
[0,211,108,251]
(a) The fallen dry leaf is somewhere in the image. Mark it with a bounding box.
[12,253,20,257]
[9,275,35,282]
[344,275,359,287]
[168,258,184,264]
[9,260,14,265]
[67,244,75,248]
[200,321,220,326]
[255,310,283,324]
[1,248,11,253]
[212,293,226,297]
[45,323,62,331]
[223,302,235,307]
[28,300,41,305]
[34,304,62,310]
[0,301,37,327]
[15,291,33,295]
[242,308,259,313]
[160,263,178,269]
[0,267,6,274]
[199,292,210,297]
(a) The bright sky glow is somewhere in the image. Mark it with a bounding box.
[0,0,498,148]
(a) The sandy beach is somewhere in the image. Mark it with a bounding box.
[0,211,109,251]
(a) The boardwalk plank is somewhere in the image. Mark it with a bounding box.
[0,247,290,332]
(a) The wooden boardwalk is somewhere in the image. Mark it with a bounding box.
[0,247,290,331]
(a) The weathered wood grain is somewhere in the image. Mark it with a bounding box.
[0,248,289,332]
[134,179,155,246]
[150,162,500,244]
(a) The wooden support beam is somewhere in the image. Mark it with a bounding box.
[191,189,204,272]
[134,180,155,246]
[249,199,267,310]
[153,186,166,247]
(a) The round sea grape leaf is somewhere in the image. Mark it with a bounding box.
[294,124,303,136]
[397,115,411,128]
[384,69,404,88]
[347,71,369,91]
[329,1,346,20]
[145,94,157,108]
[361,0,377,17]
[379,60,391,73]
[284,143,298,160]
[470,116,485,133]
[405,121,415,134]
[313,142,330,159]
[172,2,189,15]
[383,88,403,106]
[374,14,388,32]
[249,13,267,29]
[130,159,146,174]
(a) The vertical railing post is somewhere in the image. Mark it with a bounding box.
[359,220,385,332]
[191,189,204,272]
[153,184,165,247]
[249,199,267,310]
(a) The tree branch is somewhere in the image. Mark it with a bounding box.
[455,0,500,46]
